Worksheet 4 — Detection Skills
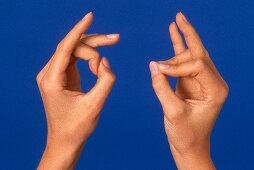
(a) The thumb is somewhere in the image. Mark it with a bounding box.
[86,57,116,104]
[149,61,182,111]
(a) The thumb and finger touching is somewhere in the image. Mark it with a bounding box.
[85,57,116,105]
[40,12,118,105]
[76,33,120,75]
[150,12,217,115]
[149,61,183,113]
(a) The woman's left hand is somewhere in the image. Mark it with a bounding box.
[37,12,120,169]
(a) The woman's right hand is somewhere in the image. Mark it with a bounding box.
[37,12,120,170]
[150,12,229,170]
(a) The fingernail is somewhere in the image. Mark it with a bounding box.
[106,34,119,39]
[149,61,159,77]
[170,22,176,28]
[158,60,167,64]
[180,12,188,23]
[102,57,110,68]
[82,12,93,21]
[158,63,170,70]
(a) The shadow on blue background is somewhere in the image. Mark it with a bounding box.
[0,0,253,169]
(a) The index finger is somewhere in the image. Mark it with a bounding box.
[176,12,205,57]
[48,12,94,78]
[80,34,120,48]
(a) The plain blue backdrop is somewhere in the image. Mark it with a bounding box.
[0,0,253,169]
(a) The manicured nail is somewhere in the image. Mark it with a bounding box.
[149,61,159,77]
[158,60,167,64]
[102,57,110,68]
[158,63,170,70]
[180,12,188,23]
[170,22,176,28]
[82,12,93,21]
[106,34,119,39]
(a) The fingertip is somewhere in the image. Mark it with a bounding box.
[102,57,111,69]
[106,34,121,45]
[106,34,120,39]
[176,12,188,27]
[82,11,94,22]
[79,11,94,31]
[97,57,114,77]
[180,12,188,23]
[97,57,116,84]
[169,22,178,36]
[169,22,176,30]
[149,61,159,78]
[176,12,182,23]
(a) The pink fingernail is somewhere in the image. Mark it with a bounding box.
[102,57,110,68]
[82,12,93,21]
[170,22,177,28]
[158,63,170,70]
[180,12,188,23]
[149,61,159,77]
[106,34,119,39]
[158,60,168,64]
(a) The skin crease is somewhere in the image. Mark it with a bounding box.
[149,12,229,170]
[37,12,120,169]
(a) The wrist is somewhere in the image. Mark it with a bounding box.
[170,143,215,170]
[38,140,84,170]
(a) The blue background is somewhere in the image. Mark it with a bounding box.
[0,0,253,169]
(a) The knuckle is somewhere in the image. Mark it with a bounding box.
[165,104,185,123]
[213,83,229,105]
[40,79,48,92]
[40,78,54,93]
[36,73,42,85]
[105,72,116,83]
[220,83,229,101]
[221,81,229,94]
[167,112,180,122]
[88,49,100,61]
[110,73,116,82]
[224,83,229,95]
[169,115,182,123]
[165,110,182,123]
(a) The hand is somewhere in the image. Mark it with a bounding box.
[149,12,228,170]
[37,12,120,169]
